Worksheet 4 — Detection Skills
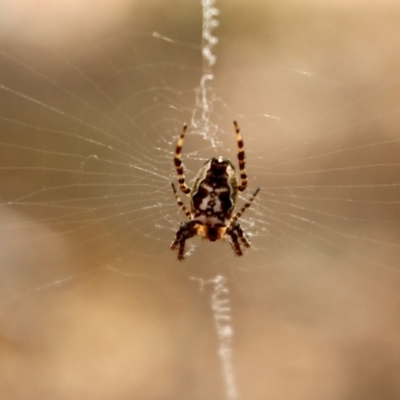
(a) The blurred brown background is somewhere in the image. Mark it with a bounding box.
[0,0,399,399]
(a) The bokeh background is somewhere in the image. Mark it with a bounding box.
[0,0,400,399]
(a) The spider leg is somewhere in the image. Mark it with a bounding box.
[170,227,187,260]
[225,224,243,257]
[233,121,248,192]
[170,220,198,261]
[233,222,252,248]
[171,182,191,218]
[173,124,191,194]
[176,234,188,261]
[231,187,260,223]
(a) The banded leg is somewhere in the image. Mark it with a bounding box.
[231,187,260,223]
[170,220,198,260]
[233,121,247,192]
[171,182,191,218]
[234,222,252,249]
[225,225,243,257]
[173,124,191,194]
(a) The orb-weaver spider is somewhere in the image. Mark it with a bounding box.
[170,121,260,260]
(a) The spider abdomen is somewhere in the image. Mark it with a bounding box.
[191,157,238,222]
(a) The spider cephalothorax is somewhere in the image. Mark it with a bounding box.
[170,121,260,260]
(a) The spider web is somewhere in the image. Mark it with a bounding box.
[0,0,400,399]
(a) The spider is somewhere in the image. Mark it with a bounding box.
[170,121,260,260]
